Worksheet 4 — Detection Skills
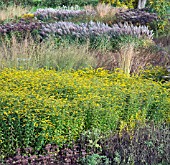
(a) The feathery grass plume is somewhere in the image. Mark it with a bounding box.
[118,43,135,75]
[95,3,126,18]
[0,34,96,70]
[111,22,153,39]
[0,34,37,69]
[34,8,96,21]
[84,3,126,17]
[94,39,169,73]
[0,5,31,22]
[40,21,154,40]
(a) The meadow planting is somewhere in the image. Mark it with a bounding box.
[0,0,170,164]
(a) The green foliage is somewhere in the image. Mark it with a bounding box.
[80,128,103,153]
[81,154,110,165]
[0,0,98,7]
[110,35,153,49]
[0,68,169,158]
[148,0,170,36]
[139,66,168,82]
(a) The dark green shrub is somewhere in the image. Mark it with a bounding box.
[0,0,98,7]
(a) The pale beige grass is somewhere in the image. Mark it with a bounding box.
[85,3,127,18]
[118,44,135,75]
[0,35,97,70]
[0,5,31,21]
[95,43,136,75]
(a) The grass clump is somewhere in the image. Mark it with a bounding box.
[0,35,97,70]
[0,5,31,22]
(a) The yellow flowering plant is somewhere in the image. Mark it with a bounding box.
[148,0,170,35]
[0,68,169,158]
[22,13,34,19]
[100,0,138,8]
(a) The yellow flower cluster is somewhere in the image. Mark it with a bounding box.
[101,0,137,8]
[22,13,34,19]
[0,68,169,156]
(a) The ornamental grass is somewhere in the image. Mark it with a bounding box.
[0,5,31,22]
[0,35,97,70]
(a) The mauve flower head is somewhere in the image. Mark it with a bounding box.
[34,8,96,21]
[40,21,153,40]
